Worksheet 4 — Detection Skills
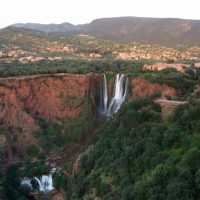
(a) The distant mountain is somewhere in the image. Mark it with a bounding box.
[83,17,200,45]
[13,22,82,33]
[10,16,200,45]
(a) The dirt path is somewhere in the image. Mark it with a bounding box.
[154,99,187,105]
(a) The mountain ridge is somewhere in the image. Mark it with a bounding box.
[9,16,200,45]
[13,22,80,32]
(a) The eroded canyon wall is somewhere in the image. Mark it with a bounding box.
[131,77,176,99]
[0,73,100,161]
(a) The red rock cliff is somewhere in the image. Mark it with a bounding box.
[0,73,100,145]
[131,77,176,99]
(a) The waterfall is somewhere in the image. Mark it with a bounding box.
[99,74,128,117]
[21,178,33,189]
[21,174,54,192]
[100,74,108,115]
[34,177,44,191]
[34,174,54,192]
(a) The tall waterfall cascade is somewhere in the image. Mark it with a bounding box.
[21,174,54,192]
[99,74,128,117]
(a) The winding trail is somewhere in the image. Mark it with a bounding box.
[154,99,187,105]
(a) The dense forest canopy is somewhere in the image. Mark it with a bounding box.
[1,93,200,199]
[0,59,145,77]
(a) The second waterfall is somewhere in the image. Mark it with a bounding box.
[99,74,128,117]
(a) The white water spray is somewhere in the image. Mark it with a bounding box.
[21,174,54,192]
[100,74,108,115]
[99,74,128,117]
[34,174,54,192]
[21,178,33,189]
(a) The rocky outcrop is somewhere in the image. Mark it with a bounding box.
[154,99,187,118]
[132,77,176,99]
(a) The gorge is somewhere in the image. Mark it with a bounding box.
[0,72,130,198]
[0,66,198,200]
[0,73,99,163]
[0,72,178,165]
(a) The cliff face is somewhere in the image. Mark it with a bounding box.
[0,74,177,162]
[0,73,100,160]
[131,77,176,99]
[0,75,176,132]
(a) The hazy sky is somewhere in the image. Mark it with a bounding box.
[1,0,200,28]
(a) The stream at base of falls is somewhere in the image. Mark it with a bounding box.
[21,174,54,192]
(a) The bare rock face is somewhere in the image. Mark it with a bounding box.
[131,77,176,99]
[0,73,100,125]
[0,73,100,159]
[2,74,90,120]
[0,86,38,145]
[88,73,101,102]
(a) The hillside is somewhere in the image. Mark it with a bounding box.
[13,22,81,33]
[1,26,200,64]
[83,17,200,45]
[11,16,200,45]
[0,26,77,54]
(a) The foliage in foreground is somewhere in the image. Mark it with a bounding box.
[65,96,200,200]
[0,161,51,200]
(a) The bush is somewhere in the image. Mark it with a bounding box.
[26,145,40,157]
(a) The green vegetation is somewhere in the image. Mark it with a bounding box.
[20,161,49,177]
[0,59,199,199]
[0,162,49,200]
[0,59,143,77]
[32,96,94,155]
[25,144,40,157]
[145,67,200,99]
[56,93,200,200]
[1,81,200,199]
[1,165,29,200]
